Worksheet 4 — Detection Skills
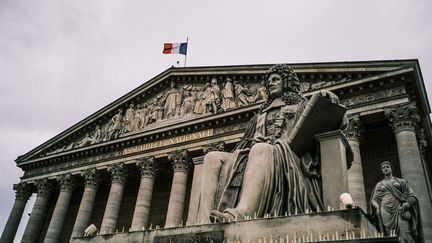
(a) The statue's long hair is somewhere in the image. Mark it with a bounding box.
[260,64,306,112]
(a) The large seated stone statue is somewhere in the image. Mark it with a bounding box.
[197,64,343,223]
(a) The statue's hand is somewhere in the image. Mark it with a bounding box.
[319,90,339,104]
[399,202,410,213]
[252,134,270,144]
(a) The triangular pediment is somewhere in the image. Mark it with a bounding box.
[16,60,423,165]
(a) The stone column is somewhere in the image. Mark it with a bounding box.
[100,163,128,234]
[385,104,432,241]
[165,150,192,227]
[44,174,76,243]
[344,114,367,210]
[0,183,33,243]
[131,157,157,231]
[71,168,100,238]
[21,179,53,243]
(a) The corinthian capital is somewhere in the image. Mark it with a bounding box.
[137,156,157,178]
[81,168,101,188]
[57,174,76,192]
[344,114,363,141]
[203,141,225,154]
[13,182,33,201]
[168,149,192,173]
[384,103,420,133]
[35,178,54,196]
[108,163,128,184]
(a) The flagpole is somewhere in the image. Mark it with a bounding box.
[184,37,188,67]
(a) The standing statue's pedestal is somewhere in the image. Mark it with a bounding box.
[316,130,352,210]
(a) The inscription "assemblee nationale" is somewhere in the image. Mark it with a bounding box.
[123,129,214,155]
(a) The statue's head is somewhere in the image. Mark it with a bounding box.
[211,78,218,86]
[380,161,393,175]
[265,64,300,98]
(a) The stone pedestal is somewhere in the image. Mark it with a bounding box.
[71,169,100,238]
[0,183,32,243]
[21,179,53,243]
[165,150,192,227]
[131,157,157,231]
[44,174,76,243]
[101,163,128,234]
[71,209,384,243]
[316,130,350,210]
[385,104,432,242]
[344,114,367,210]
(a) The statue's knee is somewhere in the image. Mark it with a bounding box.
[250,143,272,154]
[203,151,225,169]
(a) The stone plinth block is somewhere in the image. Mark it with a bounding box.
[71,208,384,243]
[316,130,350,210]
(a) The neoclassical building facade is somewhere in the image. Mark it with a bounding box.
[1,60,431,243]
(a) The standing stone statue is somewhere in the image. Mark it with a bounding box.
[193,86,205,115]
[197,64,340,223]
[161,81,182,119]
[139,104,150,129]
[180,91,195,116]
[370,161,420,242]
[221,78,236,111]
[131,104,143,132]
[234,80,254,107]
[123,104,135,133]
[255,80,268,102]
[104,109,123,140]
[92,125,102,143]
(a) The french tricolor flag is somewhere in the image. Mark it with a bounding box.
[163,42,188,55]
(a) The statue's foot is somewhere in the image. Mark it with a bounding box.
[209,210,235,222]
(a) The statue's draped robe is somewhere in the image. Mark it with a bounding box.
[216,98,323,217]
[371,178,420,243]
[162,88,182,119]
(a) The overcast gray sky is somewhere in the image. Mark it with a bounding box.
[1,0,431,241]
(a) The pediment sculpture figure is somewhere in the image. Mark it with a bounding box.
[370,161,420,242]
[234,80,255,107]
[197,64,343,223]
[221,78,236,111]
[103,109,124,141]
[181,91,195,116]
[123,104,135,133]
[161,81,182,119]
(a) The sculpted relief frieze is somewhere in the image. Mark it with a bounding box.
[45,77,265,157]
[25,123,247,178]
[340,87,406,107]
[299,76,350,93]
[42,72,354,158]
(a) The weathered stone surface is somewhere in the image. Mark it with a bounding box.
[71,209,380,243]
[0,183,33,243]
[131,157,157,230]
[22,179,54,243]
[71,169,101,239]
[100,163,128,234]
[165,150,192,227]
[344,114,367,210]
[44,174,76,243]
[316,130,350,210]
